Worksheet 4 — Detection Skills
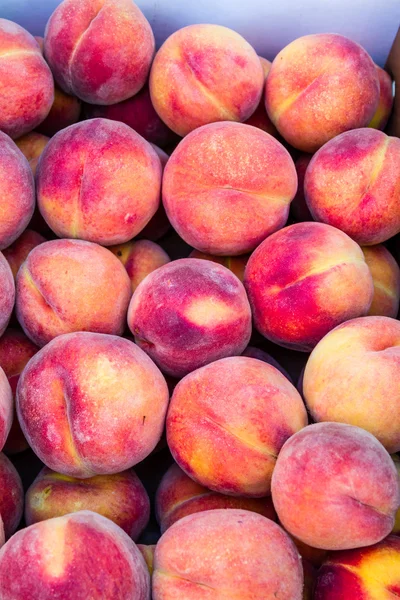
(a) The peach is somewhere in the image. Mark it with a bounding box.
[15,132,49,175]
[128,259,252,377]
[37,119,162,245]
[244,222,373,351]
[304,128,400,245]
[0,252,15,338]
[137,545,155,575]
[153,509,303,599]
[241,345,292,382]
[291,154,313,222]
[44,0,155,104]
[369,65,394,130]
[25,467,150,540]
[0,511,150,599]
[0,368,12,452]
[315,535,400,599]
[271,422,400,550]
[110,240,170,293]
[163,122,298,255]
[245,56,279,137]
[362,245,400,317]
[393,455,400,534]
[167,356,307,497]
[17,331,169,478]
[303,316,400,453]
[0,19,54,139]
[38,87,81,137]
[150,23,264,137]
[0,452,23,538]
[16,239,131,347]
[189,249,248,281]
[0,131,35,250]
[265,34,379,152]
[3,229,46,280]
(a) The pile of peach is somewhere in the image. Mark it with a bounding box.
[0,0,399,598]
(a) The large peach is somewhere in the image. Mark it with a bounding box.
[128,258,252,377]
[271,422,400,550]
[167,356,307,497]
[37,119,162,245]
[0,252,15,338]
[44,0,155,104]
[16,239,131,347]
[3,229,46,280]
[0,452,23,538]
[369,65,394,130]
[244,222,373,351]
[0,511,150,599]
[362,245,400,317]
[17,332,169,478]
[109,240,170,293]
[153,509,303,599]
[304,128,400,245]
[265,34,379,152]
[15,132,49,175]
[189,249,248,281]
[163,122,297,255]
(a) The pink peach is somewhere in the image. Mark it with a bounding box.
[0,368,12,452]
[0,252,15,338]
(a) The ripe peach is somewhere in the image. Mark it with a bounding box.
[15,132,49,175]
[304,128,400,245]
[265,34,379,152]
[44,0,155,104]
[3,229,46,280]
[362,245,400,317]
[128,258,252,377]
[189,249,248,281]
[16,239,131,347]
[271,422,400,550]
[244,222,373,351]
[109,240,170,293]
[245,56,279,137]
[369,66,394,130]
[291,154,313,222]
[17,332,169,478]
[163,122,297,255]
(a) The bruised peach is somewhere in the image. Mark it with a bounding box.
[245,56,279,137]
[3,229,46,280]
[189,250,248,282]
[109,240,170,293]
[0,452,23,538]
[0,252,15,338]
[369,66,394,131]
[291,154,313,222]
[15,132,49,175]
[362,245,400,317]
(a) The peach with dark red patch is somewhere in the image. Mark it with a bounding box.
[128,258,252,377]
[362,245,400,317]
[15,132,49,175]
[369,65,394,131]
[291,154,313,222]
[0,252,15,339]
[0,452,23,538]
[3,229,46,280]
[109,240,170,293]
[189,249,248,281]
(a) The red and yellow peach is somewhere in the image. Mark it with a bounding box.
[189,249,248,281]
[15,132,49,175]
[362,245,400,317]
[369,65,394,130]
[137,544,156,576]
[110,240,170,293]
[3,229,46,280]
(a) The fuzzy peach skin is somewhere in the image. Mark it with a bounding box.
[128,258,252,377]
[0,368,12,452]
[362,245,400,317]
[303,316,400,453]
[137,545,155,576]
[271,422,400,550]
[156,462,277,533]
[15,132,49,175]
[0,131,35,250]
[0,252,15,338]
[189,250,248,282]
[153,509,303,599]
[0,19,54,139]
[245,56,279,137]
[0,452,23,539]
[369,66,394,130]
[167,356,307,497]
[291,154,313,222]
[315,535,400,599]
[16,239,131,347]
[265,34,379,152]
[44,0,155,105]
[3,229,46,280]
[163,122,297,255]
[244,222,373,352]
[393,455,400,534]
[304,128,400,245]
[37,119,162,245]
[25,467,150,539]
[17,332,169,478]
[0,511,150,599]
[110,240,170,293]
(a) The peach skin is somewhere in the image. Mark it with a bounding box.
[244,222,373,351]
[303,316,400,453]
[271,422,400,550]
[166,356,307,497]
[0,368,12,452]
[44,0,155,104]
[128,258,252,377]
[0,251,15,338]
[245,56,279,137]
[153,509,303,599]
[290,154,313,222]
[3,229,46,281]
[393,454,400,535]
[0,511,150,599]
[304,128,400,245]
[16,239,131,347]
[0,452,23,539]
[189,250,248,282]
[15,132,49,175]
[362,245,400,317]
[163,122,298,255]
[36,119,162,245]
[109,240,170,293]
[265,34,379,152]
[369,65,394,131]
[17,332,169,478]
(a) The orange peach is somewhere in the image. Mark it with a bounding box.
[0,511,150,599]
[362,245,400,317]
[244,222,373,351]
[17,332,169,477]
[0,452,23,538]
[150,24,264,136]
[189,249,248,281]
[128,258,252,377]
[245,56,279,137]
[15,132,49,175]
[38,87,81,136]
[25,467,150,540]
[303,316,400,453]
[167,356,307,497]
[393,454,400,535]
[0,368,12,452]
[44,0,155,104]
[137,544,155,576]
[241,345,293,382]
[163,122,297,255]
[290,154,313,222]
[304,128,400,245]
[0,19,54,139]
[265,34,379,152]
[16,239,131,347]
[0,252,15,338]
[37,119,162,245]
[109,240,170,293]
[3,229,46,280]
[369,65,394,130]
[153,509,303,599]
[271,422,400,550]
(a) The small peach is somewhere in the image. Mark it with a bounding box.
[109,240,170,293]
[362,245,400,317]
